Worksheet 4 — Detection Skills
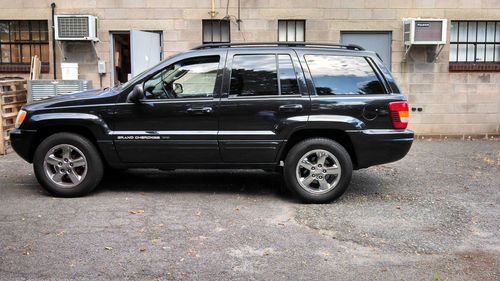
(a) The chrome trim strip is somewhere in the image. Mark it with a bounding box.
[219,131,275,135]
[346,129,413,134]
[109,130,276,136]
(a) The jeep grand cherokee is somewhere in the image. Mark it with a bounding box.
[11,43,413,203]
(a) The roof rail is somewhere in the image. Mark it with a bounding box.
[191,42,365,51]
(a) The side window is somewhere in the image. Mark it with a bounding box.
[305,55,385,95]
[230,54,278,96]
[143,56,219,100]
[229,54,300,96]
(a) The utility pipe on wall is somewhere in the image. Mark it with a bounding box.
[51,2,57,79]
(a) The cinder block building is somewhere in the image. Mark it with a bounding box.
[0,0,499,136]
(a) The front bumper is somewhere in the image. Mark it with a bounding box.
[347,129,414,169]
[10,129,37,163]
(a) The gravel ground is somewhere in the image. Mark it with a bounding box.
[0,139,498,281]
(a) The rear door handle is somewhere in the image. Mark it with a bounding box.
[279,104,303,112]
[187,107,213,114]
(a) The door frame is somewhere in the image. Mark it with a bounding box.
[109,30,163,87]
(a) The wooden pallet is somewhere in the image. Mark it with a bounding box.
[1,90,27,105]
[0,138,12,155]
[0,124,14,155]
[0,80,27,94]
[1,79,27,155]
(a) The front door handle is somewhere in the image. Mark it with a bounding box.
[279,104,303,112]
[187,107,213,114]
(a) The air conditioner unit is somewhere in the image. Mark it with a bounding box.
[55,15,98,41]
[403,18,447,45]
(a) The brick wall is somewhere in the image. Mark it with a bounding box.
[0,0,499,136]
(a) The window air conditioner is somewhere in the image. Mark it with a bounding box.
[403,18,447,45]
[54,15,98,41]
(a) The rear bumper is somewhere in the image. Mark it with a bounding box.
[10,129,37,163]
[347,129,413,169]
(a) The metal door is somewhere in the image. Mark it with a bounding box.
[130,30,162,77]
[341,32,392,69]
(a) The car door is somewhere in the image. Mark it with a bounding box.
[218,48,310,163]
[112,54,224,164]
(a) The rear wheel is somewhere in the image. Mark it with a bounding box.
[284,138,352,203]
[33,133,103,197]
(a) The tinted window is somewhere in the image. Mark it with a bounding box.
[305,55,385,95]
[230,55,278,96]
[278,54,300,95]
[143,56,219,100]
[374,58,401,93]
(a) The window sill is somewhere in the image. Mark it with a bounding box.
[0,63,49,73]
[449,63,500,72]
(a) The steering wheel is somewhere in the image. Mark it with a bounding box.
[161,80,177,99]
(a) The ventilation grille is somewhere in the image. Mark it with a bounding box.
[27,80,93,102]
[57,17,90,38]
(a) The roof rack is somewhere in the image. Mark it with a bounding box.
[191,42,365,51]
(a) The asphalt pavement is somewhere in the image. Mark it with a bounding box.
[0,139,498,280]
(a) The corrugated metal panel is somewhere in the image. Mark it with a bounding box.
[27,80,93,102]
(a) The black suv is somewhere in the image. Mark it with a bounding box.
[11,43,413,203]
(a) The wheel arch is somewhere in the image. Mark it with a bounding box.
[28,125,106,164]
[278,129,359,169]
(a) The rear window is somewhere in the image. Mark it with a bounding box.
[305,55,385,95]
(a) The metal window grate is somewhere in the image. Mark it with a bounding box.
[0,20,49,65]
[57,17,89,38]
[449,20,500,63]
[278,20,305,42]
[202,20,230,44]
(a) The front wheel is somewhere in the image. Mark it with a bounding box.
[284,138,353,203]
[33,133,104,197]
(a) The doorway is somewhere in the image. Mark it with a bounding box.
[111,32,131,85]
[110,30,162,86]
[341,32,392,69]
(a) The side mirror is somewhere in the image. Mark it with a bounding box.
[126,84,144,103]
[173,83,183,95]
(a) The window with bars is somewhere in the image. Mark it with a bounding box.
[278,20,305,42]
[449,21,500,63]
[202,20,230,44]
[0,20,49,67]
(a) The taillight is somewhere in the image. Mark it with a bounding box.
[388,101,409,129]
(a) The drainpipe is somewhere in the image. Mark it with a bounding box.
[237,0,241,30]
[51,2,57,79]
[211,0,215,18]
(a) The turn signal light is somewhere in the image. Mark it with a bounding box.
[388,101,409,129]
[15,110,27,129]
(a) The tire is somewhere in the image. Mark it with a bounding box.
[283,138,353,203]
[33,132,104,197]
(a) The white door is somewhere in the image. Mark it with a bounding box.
[130,30,161,77]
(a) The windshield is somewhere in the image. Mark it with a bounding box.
[115,52,186,91]
[116,68,150,90]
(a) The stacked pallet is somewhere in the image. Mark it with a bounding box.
[0,79,27,155]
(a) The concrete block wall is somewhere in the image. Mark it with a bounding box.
[0,0,499,136]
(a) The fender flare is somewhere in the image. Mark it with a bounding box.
[26,112,112,140]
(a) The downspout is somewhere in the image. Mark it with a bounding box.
[211,0,215,18]
[237,0,241,30]
[51,2,57,79]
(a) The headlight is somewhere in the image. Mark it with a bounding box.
[15,110,27,129]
